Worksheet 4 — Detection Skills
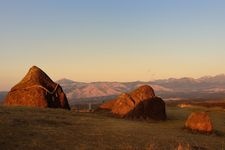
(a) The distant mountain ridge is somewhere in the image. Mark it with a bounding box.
[57,74,225,104]
[1,75,225,104]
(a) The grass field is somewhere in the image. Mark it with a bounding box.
[0,105,224,150]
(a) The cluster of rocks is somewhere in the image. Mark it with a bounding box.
[99,85,214,133]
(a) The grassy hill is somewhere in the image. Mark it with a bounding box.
[0,106,224,150]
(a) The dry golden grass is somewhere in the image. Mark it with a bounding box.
[0,105,224,149]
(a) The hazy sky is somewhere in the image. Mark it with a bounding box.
[1,0,225,90]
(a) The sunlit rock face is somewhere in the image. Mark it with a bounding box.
[185,112,213,133]
[4,66,70,110]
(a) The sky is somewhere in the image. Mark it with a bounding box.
[1,0,225,90]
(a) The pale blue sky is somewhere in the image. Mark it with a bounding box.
[1,0,225,90]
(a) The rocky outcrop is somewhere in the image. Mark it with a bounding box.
[4,66,70,110]
[98,85,166,120]
[185,112,213,133]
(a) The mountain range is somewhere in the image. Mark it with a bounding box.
[1,74,225,104]
[57,74,225,104]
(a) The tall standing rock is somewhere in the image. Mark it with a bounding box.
[4,66,70,110]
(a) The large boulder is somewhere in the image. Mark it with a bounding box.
[4,66,70,110]
[99,85,155,110]
[185,112,213,133]
[98,85,166,120]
